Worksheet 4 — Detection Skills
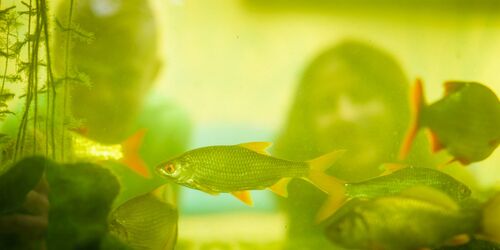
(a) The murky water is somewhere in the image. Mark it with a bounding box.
[0,0,499,249]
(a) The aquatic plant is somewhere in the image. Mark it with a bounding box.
[0,0,57,162]
[0,0,93,165]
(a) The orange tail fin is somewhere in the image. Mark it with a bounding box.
[399,78,426,160]
[121,129,150,178]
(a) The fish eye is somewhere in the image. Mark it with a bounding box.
[164,163,176,174]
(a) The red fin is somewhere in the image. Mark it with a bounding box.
[455,157,470,165]
[69,126,89,136]
[490,138,499,147]
[121,129,150,178]
[444,81,466,96]
[399,78,426,160]
[231,191,253,206]
[427,129,444,153]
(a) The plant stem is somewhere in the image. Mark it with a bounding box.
[14,0,34,159]
[39,0,55,158]
[61,0,75,161]
[0,23,9,95]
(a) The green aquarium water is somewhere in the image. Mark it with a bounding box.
[0,0,499,249]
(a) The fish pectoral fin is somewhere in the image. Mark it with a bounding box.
[231,191,253,206]
[196,185,220,196]
[238,142,272,155]
[490,138,499,147]
[427,129,444,153]
[437,158,461,170]
[202,189,220,196]
[454,157,470,165]
[268,178,292,197]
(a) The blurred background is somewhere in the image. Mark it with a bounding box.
[152,0,500,248]
[0,0,499,249]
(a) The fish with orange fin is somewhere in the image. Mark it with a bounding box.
[399,78,500,164]
[70,128,150,178]
[315,166,471,222]
[155,142,345,207]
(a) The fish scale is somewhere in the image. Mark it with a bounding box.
[156,143,344,207]
[109,189,178,250]
[325,195,482,250]
[345,167,471,201]
[188,146,308,192]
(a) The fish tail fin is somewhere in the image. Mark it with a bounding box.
[121,129,150,178]
[306,150,347,222]
[399,78,427,160]
[480,194,500,243]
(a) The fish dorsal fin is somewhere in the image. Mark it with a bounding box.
[268,178,292,197]
[379,163,406,176]
[238,142,272,155]
[231,191,253,206]
[400,186,458,210]
[151,184,177,205]
[444,81,466,96]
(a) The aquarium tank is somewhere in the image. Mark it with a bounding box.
[0,0,499,249]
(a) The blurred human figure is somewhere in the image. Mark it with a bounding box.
[54,0,190,205]
[54,0,162,144]
[273,40,436,249]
